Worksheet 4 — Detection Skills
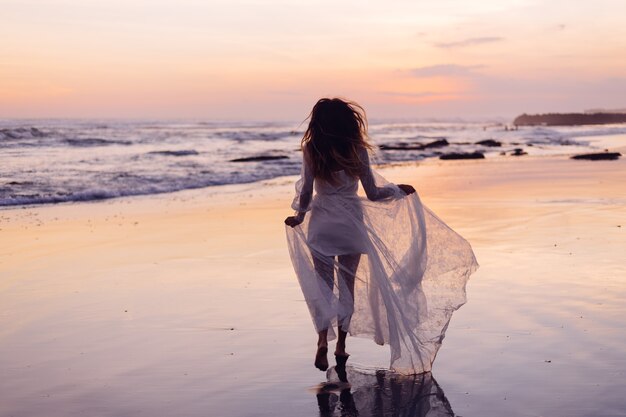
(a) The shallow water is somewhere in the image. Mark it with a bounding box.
[2,224,624,417]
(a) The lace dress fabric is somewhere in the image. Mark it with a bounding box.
[286,149,478,374]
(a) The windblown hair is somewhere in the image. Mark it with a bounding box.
[301,98,373,183]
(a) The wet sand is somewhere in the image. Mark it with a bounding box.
[1,153,625,416]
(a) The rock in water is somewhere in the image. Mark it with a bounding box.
[571,152,621,161]
[439,152,485,160]
[475,139,502,147]
[230,155,289,162]
[421,139,449,149]
[379,143,423,150]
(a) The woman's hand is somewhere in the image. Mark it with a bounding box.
[284,216,304,228]
[398,184,416,195]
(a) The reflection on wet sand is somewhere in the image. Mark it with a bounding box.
[315,358,454,417]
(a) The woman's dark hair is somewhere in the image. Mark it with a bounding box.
[301,97,373,183]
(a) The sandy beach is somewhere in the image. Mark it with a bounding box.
[1,152,625,416]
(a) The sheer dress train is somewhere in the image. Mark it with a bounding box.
[286,149,478,374]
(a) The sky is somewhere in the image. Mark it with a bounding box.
[1,0,626,120]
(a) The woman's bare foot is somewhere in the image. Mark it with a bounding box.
[315,344,329,371]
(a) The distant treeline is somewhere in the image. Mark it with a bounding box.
[513,113,626,126]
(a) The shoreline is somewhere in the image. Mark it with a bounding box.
[2,142,624,213]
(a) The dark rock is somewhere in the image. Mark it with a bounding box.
[439,152,485,160]
[421,139,449,149]
[511,148,527,156]
[230,155,289,162]
[379,143,423,150]
[571,152,621,161]
[475,139,502,147]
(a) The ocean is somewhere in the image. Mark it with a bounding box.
[1,118,624,207]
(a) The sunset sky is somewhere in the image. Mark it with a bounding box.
[2,0,626,120]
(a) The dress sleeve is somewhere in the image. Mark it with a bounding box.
[358,147,404,201]
[291,150,314,220]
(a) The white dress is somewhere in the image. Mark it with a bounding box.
[286,149,478,374]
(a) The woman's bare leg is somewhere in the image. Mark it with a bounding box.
[312,254,335,371]
[336,254,360,357]
[336,329,349,358]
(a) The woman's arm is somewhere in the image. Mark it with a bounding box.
[285,151,314,227]
[295,152,314,219]
[358,148,415,200]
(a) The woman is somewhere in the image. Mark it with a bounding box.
[285,98,478,374]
